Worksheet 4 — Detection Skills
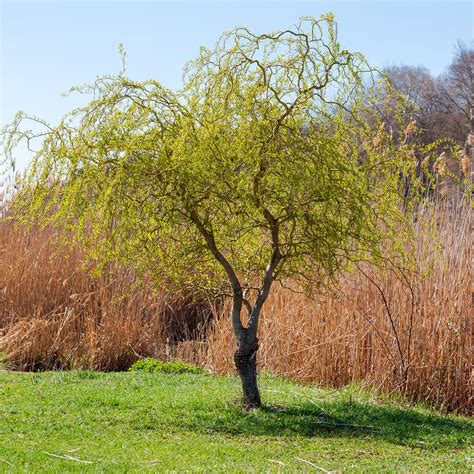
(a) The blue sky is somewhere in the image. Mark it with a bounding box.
[1,1,472,170]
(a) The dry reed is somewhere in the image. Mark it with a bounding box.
[0,198,471,414]
[0,221,212,371]
[204,198,472,414]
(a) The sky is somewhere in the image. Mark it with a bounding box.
[0,0,473,170]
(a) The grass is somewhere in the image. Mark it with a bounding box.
[0,371,472,472]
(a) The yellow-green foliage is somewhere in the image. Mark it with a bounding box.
[2,15,445,296]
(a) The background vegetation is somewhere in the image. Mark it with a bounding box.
[0,24,472,415]
[0,192,470,414]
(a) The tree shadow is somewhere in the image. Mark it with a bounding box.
[175,398,473,449]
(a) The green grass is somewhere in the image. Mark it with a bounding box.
[0,371,472,472]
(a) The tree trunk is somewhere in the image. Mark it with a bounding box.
[234,332,261,408]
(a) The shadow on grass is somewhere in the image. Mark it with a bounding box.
[170,399,473,448]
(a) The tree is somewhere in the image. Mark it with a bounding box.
[3,15,429,408]
[382,43,474,148]
[439,41,474,143]
[383,65,448,144]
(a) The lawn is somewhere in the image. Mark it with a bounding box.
[0,370,472,472]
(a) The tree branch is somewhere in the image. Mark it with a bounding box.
[188,207,244,334]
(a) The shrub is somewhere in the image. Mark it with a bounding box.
[128,358,205,375]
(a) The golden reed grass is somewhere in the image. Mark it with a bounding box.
[0,198,471,414]
[0,221,213,371]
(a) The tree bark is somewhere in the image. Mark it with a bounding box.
[189,205,278,409]
[234,331,261,408]
[232,247,279,409]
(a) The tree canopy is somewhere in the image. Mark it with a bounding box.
[2,14,444,406]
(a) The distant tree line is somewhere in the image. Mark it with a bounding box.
[383,41,473,148]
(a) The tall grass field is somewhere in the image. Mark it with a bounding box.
[1,196,471,415]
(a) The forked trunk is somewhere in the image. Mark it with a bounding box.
[189,202,278,409]
[230,250,279,408]
[234,333,261,408]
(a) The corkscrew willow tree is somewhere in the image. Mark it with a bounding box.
[2,14,439,407]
